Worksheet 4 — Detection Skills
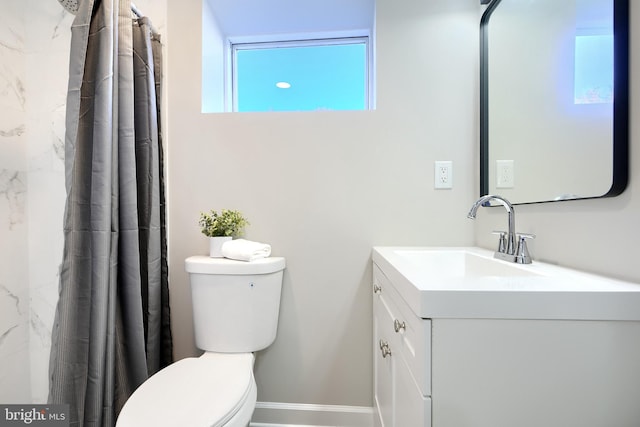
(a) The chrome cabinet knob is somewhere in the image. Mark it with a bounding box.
[393,319,406,333]
[373,283,382,294]
[379,339,392,358]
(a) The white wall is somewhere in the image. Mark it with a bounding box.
[201,0,225,113]
[167,0,479,406]
[475,4,640,284]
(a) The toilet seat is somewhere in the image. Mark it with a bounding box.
[116,352,256,427]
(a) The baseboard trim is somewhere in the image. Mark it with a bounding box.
[250,401,374,427]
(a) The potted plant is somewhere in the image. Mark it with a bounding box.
[198,209,249,257]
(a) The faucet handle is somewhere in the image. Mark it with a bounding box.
[515,233,536,264]
[491,230,507,253]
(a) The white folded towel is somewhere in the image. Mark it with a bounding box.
[221,239,271,262]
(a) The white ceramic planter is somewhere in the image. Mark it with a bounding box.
[209,236,232,257]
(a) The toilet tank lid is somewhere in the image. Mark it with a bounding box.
[185,256,285,275]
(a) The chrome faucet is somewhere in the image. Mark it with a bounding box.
[467,195,534,264]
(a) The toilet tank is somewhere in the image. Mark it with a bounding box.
[185,256,285,353]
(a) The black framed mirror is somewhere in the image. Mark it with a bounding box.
[480,0,628,204]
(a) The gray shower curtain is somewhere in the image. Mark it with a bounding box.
[48,0,172,425]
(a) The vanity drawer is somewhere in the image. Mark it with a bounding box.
[373,264,432,397]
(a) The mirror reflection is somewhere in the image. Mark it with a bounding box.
[480,0,628,204]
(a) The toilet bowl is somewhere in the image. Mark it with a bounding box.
[116,353,256,427]
[116,256,285,427]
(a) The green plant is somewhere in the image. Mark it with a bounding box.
[198,209,249,237]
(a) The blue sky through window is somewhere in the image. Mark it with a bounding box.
[235,42,367,112]
[574,34,613,105]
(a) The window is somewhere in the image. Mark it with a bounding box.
[231,37,370,112]
[574,33,614,105]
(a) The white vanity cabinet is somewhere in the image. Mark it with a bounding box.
[372,247,640,427]
[373,264,431,427]
[429,318,640,427]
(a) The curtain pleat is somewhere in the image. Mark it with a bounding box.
[48,0,172,425]
[150,31,173,370]
[131,16,162,375]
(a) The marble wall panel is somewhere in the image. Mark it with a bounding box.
[0,0,70,403]
[0,0,30,403]
[25,0,72,404]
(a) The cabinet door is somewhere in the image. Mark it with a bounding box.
[381,274,432,397]
[374,288,396,427]
[374,265,431,427]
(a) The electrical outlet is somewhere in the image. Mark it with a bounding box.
[434,161,453,189]
[496,160,514,188]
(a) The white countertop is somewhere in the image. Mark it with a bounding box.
[372,246,640,321]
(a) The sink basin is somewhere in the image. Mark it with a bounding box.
[372,246,640,321]
[393,248,539,278]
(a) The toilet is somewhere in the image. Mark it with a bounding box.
[116,255,286,427]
